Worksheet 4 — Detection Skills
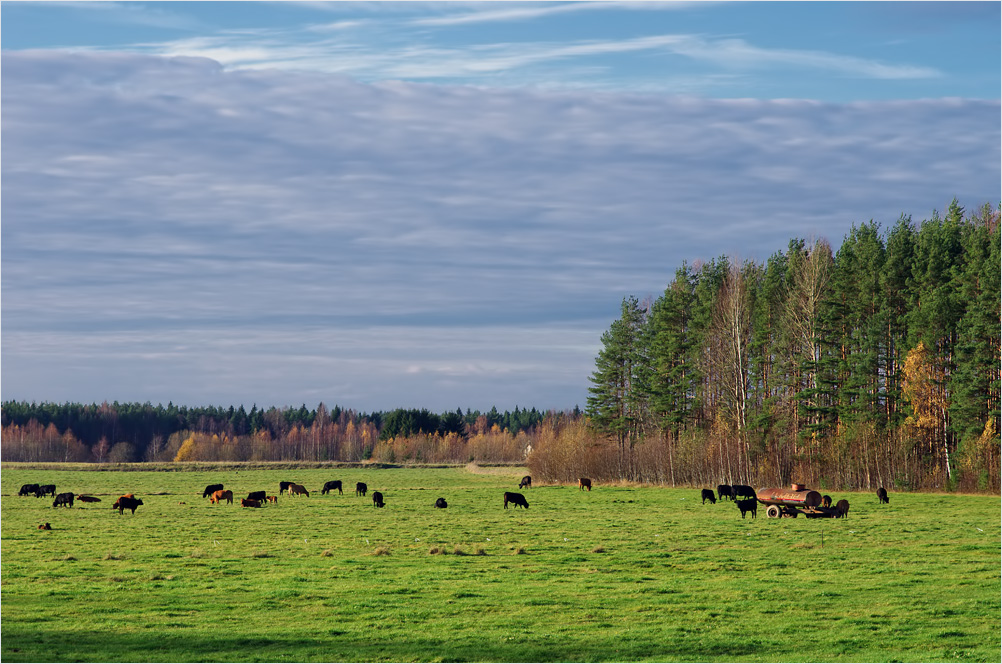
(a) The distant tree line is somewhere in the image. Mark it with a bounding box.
[581,200,1000,492]
[0,400,555,464]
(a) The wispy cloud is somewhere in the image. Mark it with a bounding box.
[2,51,995,408]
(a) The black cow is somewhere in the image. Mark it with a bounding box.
[202,484,224,498]
[246,491,267,502]
[732,484,756,500]
[835,499,850,518]
[821,494,832,508]
[355,482,367,497]
[36,484,57,498]
[322,480,343,495]
[578,478,592,491]
[717,484,733,501]
[52,492,74,508]
[877,487,889,504]
[372,491,385,508]
[736,499,758,518]
[19,483,40,497]
[434,497,448,508]
[279,481,294,494]
[113,496,144,514]
[503,492,529,509]
[519,475,532,489]
[701,489,716,505]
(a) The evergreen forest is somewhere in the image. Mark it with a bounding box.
[582,200,999,492]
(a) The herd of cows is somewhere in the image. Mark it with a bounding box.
[18,476,888,521]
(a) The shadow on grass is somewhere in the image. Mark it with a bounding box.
[2,624,771,662]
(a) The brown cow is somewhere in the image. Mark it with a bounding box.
[288,483,309,497]
[38,523,52,530]
[241,498,262,508]
[210,489,233,505]
[267,495,278,504]
[579,478,592,491]
[835,499,850,518]
[821,495,832,508]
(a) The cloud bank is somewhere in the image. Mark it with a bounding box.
[2,51,998,410]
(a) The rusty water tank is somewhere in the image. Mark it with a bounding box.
[756,487,823,508]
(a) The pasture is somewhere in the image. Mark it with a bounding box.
[2,465,999,662]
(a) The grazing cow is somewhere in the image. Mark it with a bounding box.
[267,495,278,504]
[36,484,57,498]
[210,490,234,505]
[877,487,889,504]
[76,495,101,503]
[288,483,309,497]
[503,492,529,509]
[717,484,733,501]
[241,498,262,508]
[579,478,592,491]
[736,499,758,519]
[322,480,343,495]
[246,491,267,502]
[372,491,385,508]
[519,476,532,489]
[701,489,717,505]
[434,497,448,508]
[19,483,40,497]
[52,492,75,508]
[279,481,294,494]
[202,484,224,499]
[355,482,367,497]
[804,491,822,509]
[732,484,756,500]
[835,499,850,518]
[112,496,143,514]
[38,523,52,530]
[821,495,832,508]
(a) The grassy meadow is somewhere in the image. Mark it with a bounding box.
[2,464,999,662]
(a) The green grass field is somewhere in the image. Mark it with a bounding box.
[2,464,999,662]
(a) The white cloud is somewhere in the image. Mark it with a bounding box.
[1,51,997,409]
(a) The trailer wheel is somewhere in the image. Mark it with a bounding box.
[766,505,782,518]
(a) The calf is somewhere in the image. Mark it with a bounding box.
[76,495,102,503]
[36,484,57,498]
[701,488,716,505]
[732,484,756,500]
[19,483,40,497]
[288,483,309,497]
[372,491,385,508]
[736,499,758,519]
[876,487,889,504]
[717,484,733,501]
[267,495,278,504]
[211,490,234,505]
[113,496,143,514]
[434,497,448,509]
[835,499,850,518]
[52,492,75,508]
[246,490,267,502]
[578,478,592,491]
[322,480,343,495]
[503,492,529,509]
[241,498,263,508]
[519,475,532,489]
[355,482,367,497]
[202,484,224,498]
[38,522,52,530]
[821,495,832,508]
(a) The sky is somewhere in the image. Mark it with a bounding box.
[2,1,1000,414]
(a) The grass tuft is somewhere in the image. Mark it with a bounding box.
[251,550,272,558]
[592,545,606,553]
[428,546,441,555]
[372,546,391,556]
[452,545,466,556]
[513,546,526,555]
[103,552,123,560]
[320,549,333,557]
[189,548,206,559]
[474,546,486,556]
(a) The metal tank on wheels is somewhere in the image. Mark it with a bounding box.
[756,483,834,518]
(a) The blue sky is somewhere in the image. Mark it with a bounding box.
[2,1,1000,413]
